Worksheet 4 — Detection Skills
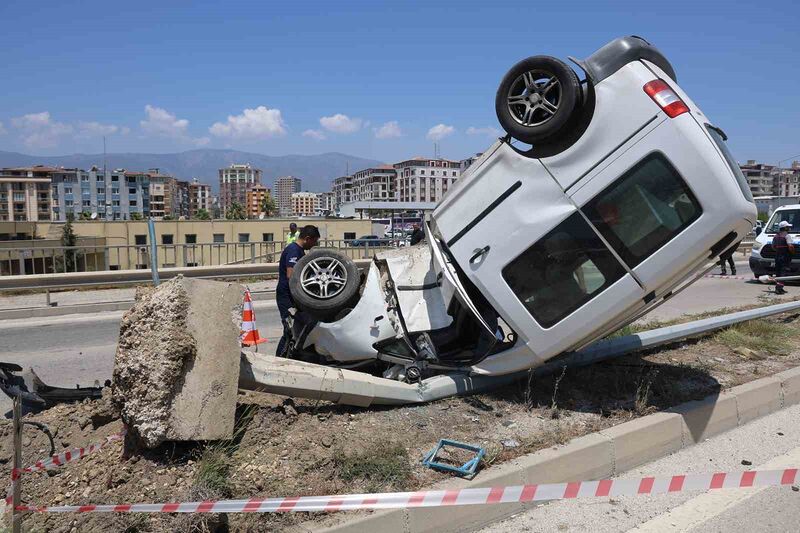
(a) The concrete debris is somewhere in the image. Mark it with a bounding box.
[112,276,243,448]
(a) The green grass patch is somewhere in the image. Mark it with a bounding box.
[333,441,411,492]
[714,320,795,355]
[194,446,233,497]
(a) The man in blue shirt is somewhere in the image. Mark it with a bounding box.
[276,225,320,356]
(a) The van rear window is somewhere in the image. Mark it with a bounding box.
[583,153,701,268]
[706,125,754,202]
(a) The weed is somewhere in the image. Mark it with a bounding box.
[715,319,794,355]
[194,447,233,497]
[634,370,657,415]
[333,441,411,492]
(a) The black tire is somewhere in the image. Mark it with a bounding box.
[495,55,581,144]
[289,249,360,320]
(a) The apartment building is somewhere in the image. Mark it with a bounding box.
[459,153,483,173]
[394,157,461,203]
[246,184,272,218]
[740,160,776,197]
[773,161,800,197]
[332,175,354,212]
[51,167,149,221]
[219,164,262,212]
[318,191,335,215]
[352,166,396,202]
[291,191,321,216]
[0,166,53,222]
[189,179,212,218]
[274,176,302,216]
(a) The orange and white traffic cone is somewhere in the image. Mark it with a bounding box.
[241,288,267,348]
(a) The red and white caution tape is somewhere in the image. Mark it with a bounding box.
[4,430,125,506]
[17,430,125,475]
[12,467,799,514]
[704,274,750,280]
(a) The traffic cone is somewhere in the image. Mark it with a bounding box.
[241,289,267,348]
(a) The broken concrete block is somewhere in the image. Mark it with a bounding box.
[112,276,243,448]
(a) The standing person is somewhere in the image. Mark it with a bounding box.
[718,248,736,276]
[409,223,425,246]
[772,220,794,295]
[286,222,299,244]
[276,225,320,356]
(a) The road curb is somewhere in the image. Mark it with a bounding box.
[315,366,800,533]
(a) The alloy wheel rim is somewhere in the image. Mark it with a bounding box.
[299,257,348,299]
[506,69,561,127]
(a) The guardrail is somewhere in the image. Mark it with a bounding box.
[0,239,404,276]
[0,259,373,292]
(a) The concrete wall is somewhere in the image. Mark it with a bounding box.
[0,218,373,272]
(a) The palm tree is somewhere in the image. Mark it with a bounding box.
[195,208,211,220]
[226,202,247,220]
[260,195,277,217]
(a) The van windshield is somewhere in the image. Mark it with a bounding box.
[766,210,800,234]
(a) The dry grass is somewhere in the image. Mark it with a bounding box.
[332,441,411,492]
[715,320,795,355]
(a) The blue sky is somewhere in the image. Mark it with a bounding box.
[0,0,798,165]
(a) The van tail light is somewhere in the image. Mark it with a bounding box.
[643,79,689,118]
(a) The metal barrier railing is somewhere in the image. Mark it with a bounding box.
[0,238,408,276]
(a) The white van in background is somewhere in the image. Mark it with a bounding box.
[749,205,800,278]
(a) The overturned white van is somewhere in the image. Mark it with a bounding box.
[282,35,756,383]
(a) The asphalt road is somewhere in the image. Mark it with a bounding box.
[0,259,785,416]
[479,403,800,533]
[0,302,281,415]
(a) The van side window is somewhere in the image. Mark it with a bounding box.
[582,153,701,268]
[502,212,626,328]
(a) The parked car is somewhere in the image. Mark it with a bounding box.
[283,36,756,382]
[348,235,391,247]
[749,205,800,277]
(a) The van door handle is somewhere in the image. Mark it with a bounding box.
[470,246,490,264]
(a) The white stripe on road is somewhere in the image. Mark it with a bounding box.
[628,445,800,532]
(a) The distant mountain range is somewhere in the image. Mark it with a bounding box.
[0,149,385,194]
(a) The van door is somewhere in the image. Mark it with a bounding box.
[569,122,712,292]
[439,143,645,359]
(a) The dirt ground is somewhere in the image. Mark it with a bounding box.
[3,306,800,533]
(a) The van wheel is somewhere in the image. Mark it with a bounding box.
[289,249,360,320]
[495,56,581,144]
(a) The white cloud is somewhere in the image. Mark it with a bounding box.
[77,121,121,137]
[194,136,211,147]
[466,126,501,138]
[427,123,455,141]
[140,105,189,137]
[302,129,327,141]
[209,106,287,139]
[0,121,6,135]
[374,121,402,139]
[320,113,363,134]
[11,111,73,148]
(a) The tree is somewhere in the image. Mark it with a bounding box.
[260,195,277,217]
[195,208,211,220]
[79,210,92,220]
[163,215,174,221]
[130,212,143,221]
[59,213,78,273]
[226,202,247,220]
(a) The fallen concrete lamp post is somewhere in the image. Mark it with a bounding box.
[238,299,800,407]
